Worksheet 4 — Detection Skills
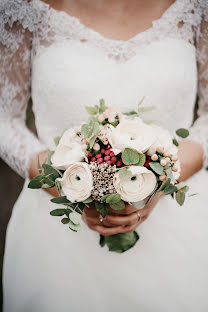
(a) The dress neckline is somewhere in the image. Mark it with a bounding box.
[37,0,180,44]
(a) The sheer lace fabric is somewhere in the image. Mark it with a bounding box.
[0,0,208,178]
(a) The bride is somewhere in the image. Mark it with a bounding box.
[1,0,208,311]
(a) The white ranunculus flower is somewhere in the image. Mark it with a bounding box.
[51,128,85,170]
[107,118,156,155]
[113,166,157,202]
[147,124,177,156]
[58,162,93,202]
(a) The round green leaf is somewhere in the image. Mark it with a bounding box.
[69,211,82,225]
[50,209,66,216]
[121,148,140,165]
[69,221,81,232]
[176,128,189,139]
[149,162,164,175]
[176,191,186,206]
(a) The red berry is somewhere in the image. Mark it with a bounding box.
[107,160,112,165]
[105,150,110,155]
[110,152,115,157]
[91,157,96,162]
[101,148,105,154]
[97,158,103,163]
[95,153,102,159]
[111,156,117,164]
[88,152,93,158]
[107,145,111,150]
[104,155,110,161]
[117,160,122,167]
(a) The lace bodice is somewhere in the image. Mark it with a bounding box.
[0,0,208,178]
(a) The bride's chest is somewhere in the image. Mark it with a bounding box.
[31,39,197,144]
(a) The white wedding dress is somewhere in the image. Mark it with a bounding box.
[1,0,208,311]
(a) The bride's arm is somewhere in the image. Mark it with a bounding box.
[0,16,46,178]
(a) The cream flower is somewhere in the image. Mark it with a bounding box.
[107,118,156,155]
[113,166,157,202]
[51,128,85,170]
[58,162,93,202]
[147,124,177,156]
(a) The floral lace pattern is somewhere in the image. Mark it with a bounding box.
[0,0,208,178]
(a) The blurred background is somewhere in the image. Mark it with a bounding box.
[0,101,36,310]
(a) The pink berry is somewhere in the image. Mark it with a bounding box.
[97,158,103,163]
[160,159,167,166]
[101,148,105,154]
[110,152,115,157]
[91,157,96,162]
[163,152,170,157]
[111,157,117,164]
[172,166,178,172]
[95,153,102,159]
[104,155,111,161]
[151,154,158,161]
[117,160,122,167]
[172,155,178,162]
[105,150,110,155]
[107,160,112,165]
[88,152,93,158]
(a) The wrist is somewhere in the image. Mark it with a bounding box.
[178,140,203,181]
[28,150,49,179]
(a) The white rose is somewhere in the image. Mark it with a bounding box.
[58,162,93,202]
[147,124,177,156]
[113,166,157,202]
[51,128,85,170]
[107,118,156,155]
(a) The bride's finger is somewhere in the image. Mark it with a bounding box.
[119,220,142,233]
[83,215,114,227]
[88,224,125,236]
[105,212,140,226]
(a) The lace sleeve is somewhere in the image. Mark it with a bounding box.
[189,8,208,168]
[0,4,46,178]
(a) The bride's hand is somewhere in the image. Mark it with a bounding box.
[83,192,162,236]
[29,150,59,197]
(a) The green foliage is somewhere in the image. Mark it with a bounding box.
[149,162,164,175]
[176,191,186,206]
[28,175,43,189]
[121,148,140,165]
[99,99,107,113]
[135,153,146,166]
[42,164,60,180]
[54,136,61,146]
[85,105,99,115]
[61,218,70,224]
[173,138,179,146]
[83,197,93,204]
[100,231,140,253]
[101,193,125,211]
[165,168,177,184]
[95,201,109,218]
[51,196,71,205]
[163,185,178,195]
[69,221,81,232]
[176,128,189,138]
[69,211,82,225]
[50,209,66,216]
[157,178,171,192]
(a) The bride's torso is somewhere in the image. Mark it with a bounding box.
[31,0,198,150]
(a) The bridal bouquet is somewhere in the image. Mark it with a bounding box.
[28,99,190,253]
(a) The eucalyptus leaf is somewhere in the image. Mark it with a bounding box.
[69,221,81,232]
[110,201,125,210]
[28,175,43,189]
[137,106,155,113]
[69,211,82,225]
[99,99,107,113]
[163,185,177,195]
[173,138,179,147]
[176,191,186,206]
[37,155,42,174]
[106,194,121,204]
[149,162,164,175]
[51,196,70,205]
[85,105,99,115]
[43,176,54,187]
[100,231,139,253]
[176,128,189,138]
[165,168,177,184]
[50,209,66,216]
[42,164,60,181]
[121,148,140,165]
[61,218,70,224]
[135,153,146,166]
[157,178,171,192]
[54,136,61,146]
[83,197,93,204]
[95,201,109,218]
